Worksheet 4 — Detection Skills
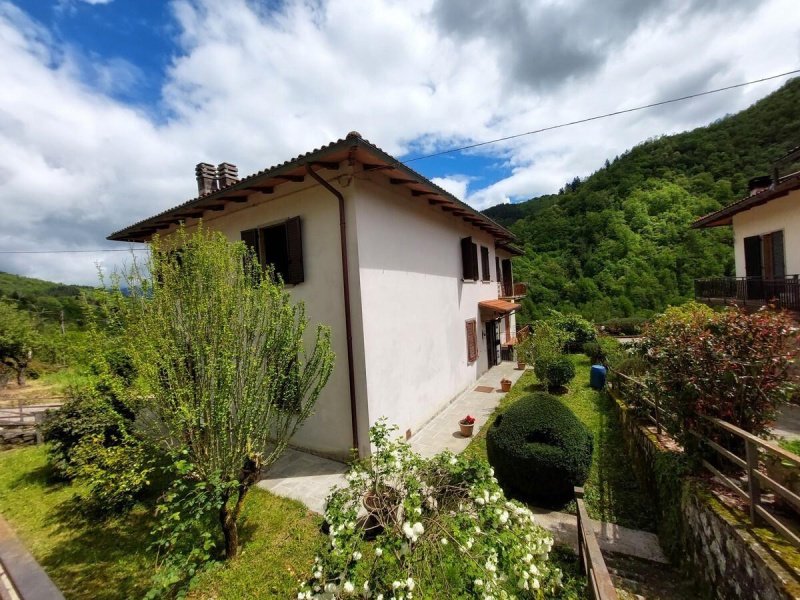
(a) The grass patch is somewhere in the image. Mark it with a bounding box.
[0,445,323,599]
[466,355,656,531]
[780,438,800,456]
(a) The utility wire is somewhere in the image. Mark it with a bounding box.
[0,248,147,254]
[2,68,799,254]
[402,68,800,163]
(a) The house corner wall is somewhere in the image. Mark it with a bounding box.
[352,175,506,442]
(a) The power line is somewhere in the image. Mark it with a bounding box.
[402,68,800,163]
[0,248,147,254]
[1,68,798,255]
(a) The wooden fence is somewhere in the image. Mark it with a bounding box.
[575,487,618,600]
[608,368,800,549]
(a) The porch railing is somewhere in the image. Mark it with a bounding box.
[694,276,800,311]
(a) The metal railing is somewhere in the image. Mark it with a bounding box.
[609,369,800,549]
[575,487,618,600]
[695,275,800,311]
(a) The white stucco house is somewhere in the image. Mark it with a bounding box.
[693,145,800,313]
[108,132,525,460]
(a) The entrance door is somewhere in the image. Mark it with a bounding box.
[485,320,501,367]
[744,235,763,299]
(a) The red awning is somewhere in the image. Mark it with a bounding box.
[479,299,521,314]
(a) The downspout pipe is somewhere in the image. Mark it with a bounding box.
[306,164,360,455]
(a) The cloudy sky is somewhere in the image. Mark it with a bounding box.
[1,0,798,284]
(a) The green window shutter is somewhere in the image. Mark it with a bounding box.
[285,216,305,285]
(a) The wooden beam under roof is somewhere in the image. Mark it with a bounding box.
[244,185,275,194]
[274,174,305,183]
[390,177,418,185]
[310,161,340,170]
[411,190,436,197]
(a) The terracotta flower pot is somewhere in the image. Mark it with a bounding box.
[517,361,526,370]
[459,421,475,437]
[500,379,512,392]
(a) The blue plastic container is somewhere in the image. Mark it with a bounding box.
[589,364,607,389]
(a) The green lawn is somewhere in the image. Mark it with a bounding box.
[465,354,657,531]
[0,445,323,599]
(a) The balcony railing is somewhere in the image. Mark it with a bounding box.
[499,281,527,299]
[695,276,800,312]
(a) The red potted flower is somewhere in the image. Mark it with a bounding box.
[459,414,476,437]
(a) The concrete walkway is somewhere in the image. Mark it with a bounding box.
[772,404,800,441]
[257,361,526,513]
[531,507,667,563]
[409,361,526,457]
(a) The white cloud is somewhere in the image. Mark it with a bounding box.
[431,175,472,200]
[0,0,798,283]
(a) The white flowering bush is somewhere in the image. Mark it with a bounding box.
[298,420,563,599]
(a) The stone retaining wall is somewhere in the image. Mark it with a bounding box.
[609,391,800,599]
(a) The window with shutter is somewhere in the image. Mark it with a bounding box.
[465,319,478,364]
[480,246,490,282]
[461,237,478,280]
[285,216,305,284]
[240,217,304,285]
[495,256,501,282]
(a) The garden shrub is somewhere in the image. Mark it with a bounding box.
[67,434,153,512]
[42,387,129,479]
[301,420,565,598]
[486,392,593,503]
[582,342,601,364]
[544,356,576,389]
[614,356,649,377]
[644,302,799,443]
[549,310,596,352]
[599,317,647,336]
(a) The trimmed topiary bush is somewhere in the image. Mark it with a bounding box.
[545,356,576,389]
[533,354,577,389]
[486,392,593,503]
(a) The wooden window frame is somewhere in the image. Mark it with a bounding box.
[480,246,490,282]
[241,216,304,285]
[461,236,479,281]
[465,318,478,364]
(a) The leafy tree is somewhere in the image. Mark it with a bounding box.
[113,226,334,560]
[0,300,39,385]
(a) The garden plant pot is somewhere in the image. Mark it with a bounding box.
[459,422,475,437]
[501,379,512,392]
[517,361,526,370]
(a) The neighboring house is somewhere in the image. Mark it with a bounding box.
[108,132,524,460]
[693,145,800,313]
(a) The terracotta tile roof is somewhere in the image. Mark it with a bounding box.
[479,299,521,313]
[107,132,516,244]
[692,172,800,228]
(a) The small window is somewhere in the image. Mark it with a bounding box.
[495,256,501,282]
[241,216,304,284]
[461,236,479,281]
[480,246,490,282]
[465,319,478,364]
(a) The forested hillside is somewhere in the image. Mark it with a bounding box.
[485,78,800,322]
[0,271,94,326]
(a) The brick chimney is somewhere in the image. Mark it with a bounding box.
[217,162,239,189]
[195,162,216,195]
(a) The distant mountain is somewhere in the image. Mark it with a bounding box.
[484,78,800,322]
